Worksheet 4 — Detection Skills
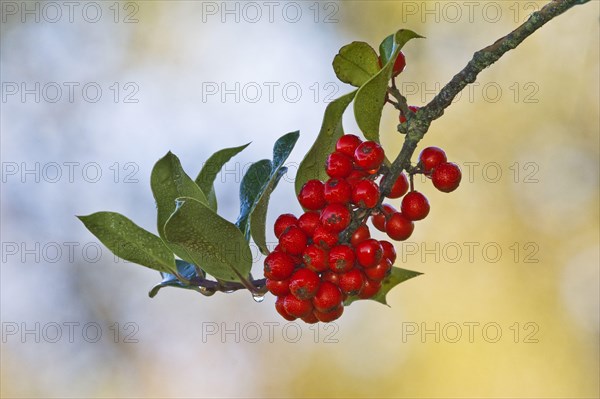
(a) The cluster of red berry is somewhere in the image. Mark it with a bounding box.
[264,133,461,323]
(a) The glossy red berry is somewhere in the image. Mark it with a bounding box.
[283,294,313,318]
[324,178,352,204]
[358,279,382,299]
[298,179,326,210]
[301,312,319,324]
[275,296,297,321]
[355,239,383,268]
[419,146,447,174]
[381,172,409,199]
[335,134,362,157]
[321,270,340,286]
[352,180,380,209]
[379,240,397,264]
[264,251,295,280]
[312,225,339,249]
[297,211,320,237]
[274,214,298,239]
[328,245,356,273]
[326,152,354,178]
[314,305,344,323]
[363,258,392,282]
[289,268,321,300]
[350,224,371,247]
[385,212,414,241]
[401,191,430,221]
[432,162,462,193]
[399,105,420,123]
[302,244,329,273]
[266,278,291,297]
[320,203,351,233]
[392,51,406,76]
[346,169,369,188]
[278,226,308,255]
[371,204,396,232]
[354,141,385,171]
[312,281,343,313]
[339,268,365,296]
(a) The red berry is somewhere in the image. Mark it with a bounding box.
[385,212,414,241]
[399,105,420,124]
[279,226,308,255]
[326,152,353,178]
[297,211,320,237]
[298,179,326,210]
[354,141,385,171]
[301,312,319,324]
[314,305,344,323]
[289,268,321,300]
[275,296,297,321]
[392,51,406,76]
[350,224,371,247]
[321,270,340,286]
[339,268,365,296]
[302,244,329,273]
[432,162,462,193]
[352,180,380,209]
[363,258,392,282]
[283,294,313,318]
[381,172,409,199]
[335,134,362,157]
[401,191,430,221]
[358,279,382,299]
[419,146,447,174]
[379,240,397,264]
[355,239,383,268]
[264,251,295,280]
[320,203,351,233]
[324,178,352,204]
[346,169,369,188]
[371,204,396,232]
[274,214,298,239]
[328,245,356,273]
[312,225,339,249]
[312,281,343,313]
[266,278,291,297]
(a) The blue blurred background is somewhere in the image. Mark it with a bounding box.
[1,1,598,397]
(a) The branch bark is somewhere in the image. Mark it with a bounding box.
[381,0,590,195]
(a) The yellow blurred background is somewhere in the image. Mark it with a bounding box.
[1,1,598,398]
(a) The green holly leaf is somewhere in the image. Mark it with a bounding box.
[333,41,381,87]
[344,267,422,306]
[236,159,272,238]
[249,131,299,254]
[295,90,357,196]
[354,29,424,142]
[164,197,253,283]
[148,260,205,298]
[151,152,208,263]
[77,212,176,274]
[195,143,250,212]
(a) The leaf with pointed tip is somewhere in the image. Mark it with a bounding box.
[77,212,176,274]
[151,152,208,263]
[344,267,422,306]
[236,159,272,238]
[195,143,250,212]
[295,90,357,196]
[333,41,381,87]
[248,131,299,253]
[164,197,253,283]
[148,260,204,298]
[354,29,424,141]
[250,166,287,255]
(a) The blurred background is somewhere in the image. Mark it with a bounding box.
[1,0,598,397]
